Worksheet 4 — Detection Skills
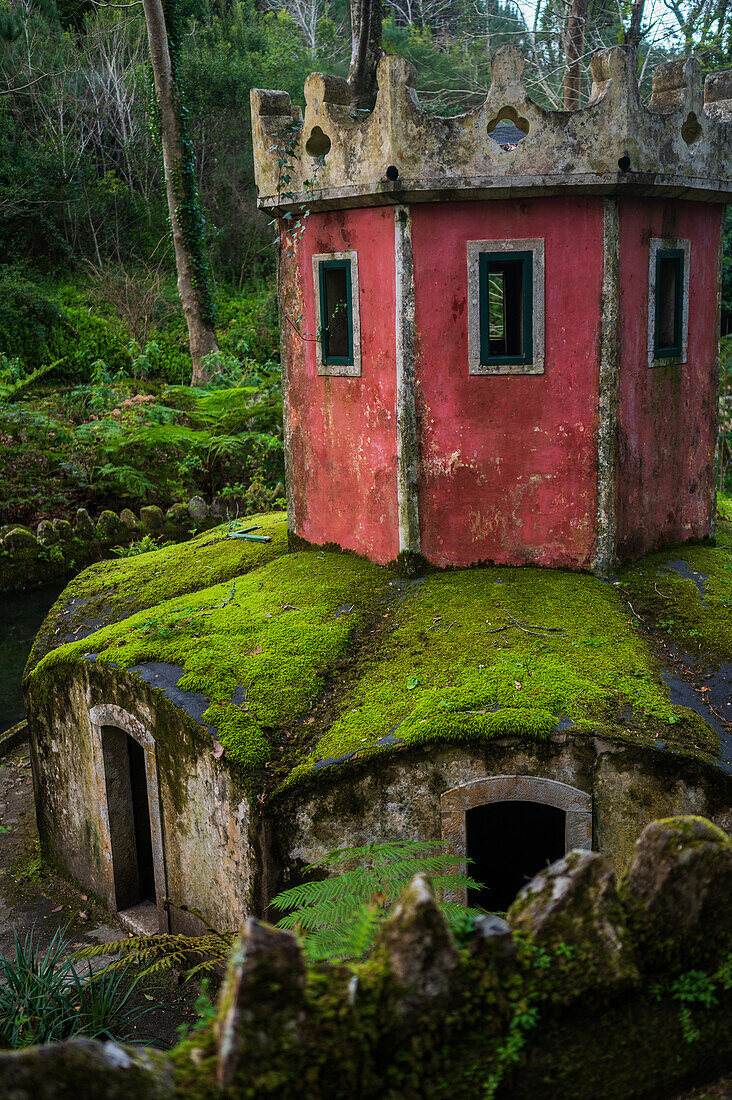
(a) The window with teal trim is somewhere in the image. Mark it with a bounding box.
[654,249,684,359]
[318,259,353,366]
[479,251,533,366]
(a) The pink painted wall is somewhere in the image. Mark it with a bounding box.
[616,199,721,560]
[411,198,604,569]
[284,207,400,563]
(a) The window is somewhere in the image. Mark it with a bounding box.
[648,238,690,367]
[312,251,361,377]
[480,251,532,364]
[654,249,683,357]
[468,239,545,375]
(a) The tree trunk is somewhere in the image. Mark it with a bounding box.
[626,0,646,47]
[348,0,382,110]
[562,0,588,110]
[142,0,219,385]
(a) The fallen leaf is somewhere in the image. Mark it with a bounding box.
[78,910,89,920]
[51,906,63,913]
[248,646,263,656]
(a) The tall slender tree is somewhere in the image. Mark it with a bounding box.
[349,0,383,108]
[142,0,219,384]
[563,0,588,109]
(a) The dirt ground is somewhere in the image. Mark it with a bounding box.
[0,740,199,1048]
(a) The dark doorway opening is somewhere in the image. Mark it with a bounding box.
[128,736,155,903]
[466,800,566,912]
[102,727,156,912]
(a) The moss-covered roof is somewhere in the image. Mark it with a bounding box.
[28,503,732,793]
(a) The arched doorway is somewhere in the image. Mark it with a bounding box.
[102,727,156,913]
[441,775,592,909]
[89,704,167,936]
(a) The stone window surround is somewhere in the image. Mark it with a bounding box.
[467,238,545,376]
[647,236,691,369]
[440,774,592,905]
[88,704,168,933]
[312,250,362,377]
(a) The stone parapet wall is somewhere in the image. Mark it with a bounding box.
[1,816,731,1098]
[251,47,732,214]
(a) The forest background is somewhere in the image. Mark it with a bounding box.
[1,0,731,531]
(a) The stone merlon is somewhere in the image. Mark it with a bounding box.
[250,46,732,213]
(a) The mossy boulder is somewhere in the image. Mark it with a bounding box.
[36,519,58,546]
[75,508,96,540]
[619,815,732,973]
[187,496,208,524]
[96,510,125,543]
[3,527,39,556]
[52,518,73,541]
[120,508,144,535]
[140,505,165,533]
[508,850,638,996]
[166,503,189,528]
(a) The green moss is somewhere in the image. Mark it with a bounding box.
[27,510,729,781]
[30,550,391,769]
[27,511,289,670]
[619,504,732,664]
[288,566,718,784]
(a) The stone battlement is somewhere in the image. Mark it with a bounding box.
[251,46,732,212]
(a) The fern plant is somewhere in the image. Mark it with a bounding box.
[269,840,481,963]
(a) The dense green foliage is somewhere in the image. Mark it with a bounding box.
[0,278,283,525]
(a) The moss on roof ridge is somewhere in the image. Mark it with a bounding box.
[27,511,289,672]
[30,549,393,769]
[618,503,732,665]
[284,564,720,788]
[27,507,732,785]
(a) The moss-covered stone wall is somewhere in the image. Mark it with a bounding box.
[2,815,732,1099]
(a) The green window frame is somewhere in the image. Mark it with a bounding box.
[654,248,684,359]
[478,251,533,366]
[318,258,354,366]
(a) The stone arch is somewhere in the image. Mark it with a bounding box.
[440,774,592,905]
[89,704,168,934]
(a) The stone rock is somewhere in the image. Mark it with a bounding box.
[508,849,637,994]
[52,518,73,541]
[166,503,190,527]
[119,508,143,534]
[36,519,59,545]
[3,527,39,557]
[187,495,208,523]
[376,874,458,1005]
[620,815,732,972]
[96,510,124,543]
[0,1038,174,1098]
[75,508,96,539]
[469,913,517,971]
[215,919,305,1090]
[140,505,165,532]
[0,523,32,539]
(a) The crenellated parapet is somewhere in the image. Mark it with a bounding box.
[250,45,732,212]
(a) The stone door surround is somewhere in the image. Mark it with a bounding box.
[88,703,168,933]
[440,774,592,905]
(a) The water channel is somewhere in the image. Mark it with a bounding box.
[0,582,65,732]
